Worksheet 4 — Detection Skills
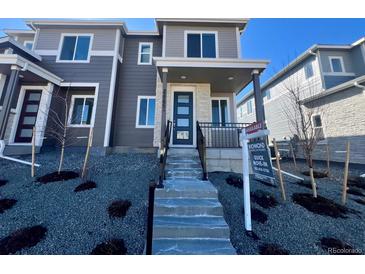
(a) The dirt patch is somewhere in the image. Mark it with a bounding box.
[319,237,359,255]
[292,193,357,218]
[301,170,328,178]
[108,200,132,218]
[251,190,278,209]
[258,243,289,255]
[0,225,47,255]
[0,199,17,214]
[74,181,97,192]
[347,188,365,197]
[296,180,317,190]
[226,174,243,188]
[90,239,127,255]
[353,199,365,206]
[0,180,8,187]
[36,171,79,184]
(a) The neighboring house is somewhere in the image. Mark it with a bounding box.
[237,37,365,164]
[0,18,268,172]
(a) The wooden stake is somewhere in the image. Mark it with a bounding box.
[309,167,317,198]
[31,127,36,177]
[341,141,351,205]
[273,138,286,201]
[82,127,94,179]
[289,142,297,171]
[326,144,330,176]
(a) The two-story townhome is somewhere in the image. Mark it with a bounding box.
[0,18,268,173]
[237,37,365,164]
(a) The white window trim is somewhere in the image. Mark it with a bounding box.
[23,40,34,50]
[184,30,219,58]
[68,95,96,128]
[137,42,153,65]
[211,97,230,123]
[136,96,156,128]
[304,62,314,79]
[311,113,327,143]
[56,33,94,63]
[247,99,253,115]
[329,56,345,73]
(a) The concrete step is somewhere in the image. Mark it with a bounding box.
[166,155,200,162]
[168,148,199,156]
[152,238,236,255]
[153,216,231,239]
[166,162,202,169]
[166,169,203,179]
[154,198,223,216]
[156,183,217,199]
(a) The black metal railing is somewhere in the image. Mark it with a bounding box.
[158,120,172,186]
[197,122,251,148]
[146,180,156,255]
[197,122,208,180]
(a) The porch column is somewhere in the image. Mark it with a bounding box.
[0,65,20,140]
[252,69,265,123]
[160,68,168,139]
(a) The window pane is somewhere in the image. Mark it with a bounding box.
[23,116,36,125]
[247,101,252,114]
[187,34,201,57]
[138,99,147,125]
[20,129,33,138]
[177,131,189,140]
[60,36,77,60]
[82,98,94,125]
[140,53,150,64]
[313,115,322,127]
[177,118,189,127]
[25,104,38,113]
[212,100,220,123]
[178,95,189,103]
[28,93,41,101]
[177,106,189,115]
[220,100,228,124]
[331,58,343,72]
[305,63,314,79]
[74,36,91,60]
[71,98,84,124]
[147,99,155,126]
[141,44,151,54]
[202,34,216,58]
[25,42,33,50]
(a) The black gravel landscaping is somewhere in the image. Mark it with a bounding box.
[0,149,158,254]
[209,159,365,255]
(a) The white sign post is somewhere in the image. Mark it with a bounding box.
[240,127,271,231]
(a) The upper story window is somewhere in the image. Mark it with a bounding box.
[263,89,271,101]
[247,100,253,114]
[138,42,153,65]
[185,31,217,58]
[304,62,314,79]
[23,40,34,50]
[68,95,95,127]
[329,56,345,73]
[58,34,92,62]
[136,96,155,128]
[211,98,229,125]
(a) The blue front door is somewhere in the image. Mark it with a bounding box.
[173,92,193,145]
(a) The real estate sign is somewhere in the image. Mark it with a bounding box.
[248,140,274,179]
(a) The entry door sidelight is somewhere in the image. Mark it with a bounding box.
[173,92,193,145]
[14,90,42,143]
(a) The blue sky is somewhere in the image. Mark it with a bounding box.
[1,18,364,100]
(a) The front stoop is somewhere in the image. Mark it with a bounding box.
[152,148,236,255]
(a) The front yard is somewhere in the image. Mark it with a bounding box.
[0,150,158,255]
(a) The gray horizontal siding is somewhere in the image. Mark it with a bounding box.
[319,49,355,73]
[40,56,113,146]
[324,75,355,89]
[36,28,117,51]
[112,36,162,147]
[165,25,238,58]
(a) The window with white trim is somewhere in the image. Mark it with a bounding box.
[304,62,314,79]
[58,34,92,62]
[312,114,325,140]
[138,42,153,65]
[68,95,95,126]
[263,89,271,101]
[247,100,253,114]
[186,32,217,58]
[136,96,155,128]
[211,98,229,125]
[23,40,34,50]
[329,56,344,73]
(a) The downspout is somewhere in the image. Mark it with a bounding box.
[104,28,121,148]
[309,49,326,91]
[354,82,365,89]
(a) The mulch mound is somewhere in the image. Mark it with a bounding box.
[353,199,365,206]
[347,188,365,197]
[251,190,278,209]
[36,171,79,184]
[348,176,365,190]
[319,237,359,255]
[296,180,317,190]
[292,193,358,218]
[108,200,132,218]
[91,239,127,255]
[242,207,268,224]
[258,243,289,255]
[226,174,243,188]
[0,199,17,214]
[0,225,47,255]
[74,181,97,192]
[0,180,8,187]
[301,170,328,178]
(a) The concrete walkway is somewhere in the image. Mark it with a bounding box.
[152,148,236,255]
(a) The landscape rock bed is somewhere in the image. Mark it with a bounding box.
[209,158,365,254]
[91,239,127,255]
[0,150,158,254]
